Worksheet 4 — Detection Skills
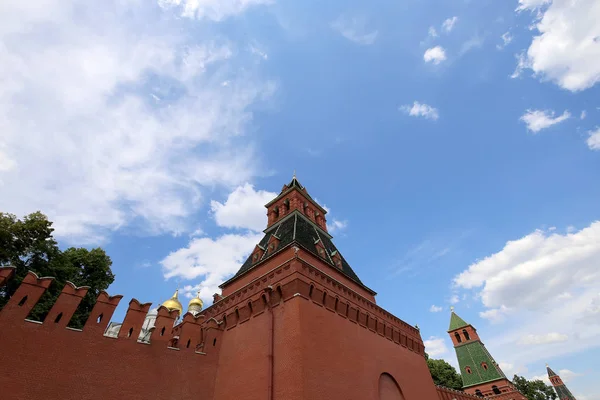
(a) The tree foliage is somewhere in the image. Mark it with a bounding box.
[513,375,557,400]
[425,353,463,390]
[0,212,115,329]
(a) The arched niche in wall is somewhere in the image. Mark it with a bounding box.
[379,373,405,400]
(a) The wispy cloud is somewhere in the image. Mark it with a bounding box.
[400,101,439,120]
[442,17,458,33]
[459,34,485,56]
[520,109,571,133]
[331,14,378,45]
[497,32,513,50]
[0,0,276,244]
[430,305,443,313]
[517,332,568,345]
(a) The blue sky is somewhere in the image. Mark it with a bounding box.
[1,0,599,398]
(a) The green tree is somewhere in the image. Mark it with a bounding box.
[0,212,115,329]
[426,353,463,390]
[513,375,557,400]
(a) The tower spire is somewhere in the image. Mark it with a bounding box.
[547,365,576,400]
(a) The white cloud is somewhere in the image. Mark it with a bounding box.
[400,101,439,120]
[581,110,587,119]
[157,0,273,21]
[424,46,447,64]
[161,231,263,303]
[430,305,443,312]
[479,305,511,323]
[518,332,568,345]
[429,27,438,38]
[587,128,600,150]
[450,294,460,304]
[0,1,275,243]
[519,109,571,133]
[331,14,378,45]
[516,0,551,12]
[453,221,600,366]
[442,17,458,33]
[497,32,513,50]
[424,336,449,357]
[328,219,348,233]
[515,0,600,91]
[210,184,277,231]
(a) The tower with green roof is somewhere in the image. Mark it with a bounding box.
[447,309,527,399]
[547,364,576,400]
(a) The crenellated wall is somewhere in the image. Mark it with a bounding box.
[0,247,453,400]
[437,386,484,400]
[0,267,221,400]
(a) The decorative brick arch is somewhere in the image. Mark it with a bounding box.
[379,373,405,400]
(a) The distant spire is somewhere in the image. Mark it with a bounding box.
[450,306,455,312]
[293,169,296,179]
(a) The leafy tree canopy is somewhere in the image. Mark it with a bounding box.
[513,375,557,400]
[426,354,463,390]
[0,212,115,329]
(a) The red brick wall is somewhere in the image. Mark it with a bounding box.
[0,249,440,400]
[0,270,219,400]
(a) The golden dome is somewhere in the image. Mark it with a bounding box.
[187,291,203,314]
[161,289,183,314]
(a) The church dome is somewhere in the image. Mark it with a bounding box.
[187,291,203,315]
[161,289,183,314]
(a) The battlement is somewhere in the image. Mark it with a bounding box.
[0,267,216,353]
[0,266,221,400]
[437,386,485,400]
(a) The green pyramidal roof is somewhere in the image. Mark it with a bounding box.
[448,312,469,331]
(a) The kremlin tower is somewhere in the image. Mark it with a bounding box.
[547,364,576,400]
[448,309,526,399]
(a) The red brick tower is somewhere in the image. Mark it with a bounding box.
[208,175,440,399]
[547,364,576,400]
[448,309,527,399]
[0,176,445,400]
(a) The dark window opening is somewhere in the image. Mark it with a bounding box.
[482,362,488,371]
[186,339,191,348]
[127,327,133,338]
[309,285,314,299]
[18,295,28,306]
[160,326,166,336]
[455,332,462,343]
[213,338,217,346]
[463,329,471,341]
[465,366,472,374]
[54,312,63,323]
[492,386,501,395]
[475,389,483,397]
[97,313,103,323]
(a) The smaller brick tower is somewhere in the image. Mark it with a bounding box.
[547,364,576,400]
[448,309,526,399]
